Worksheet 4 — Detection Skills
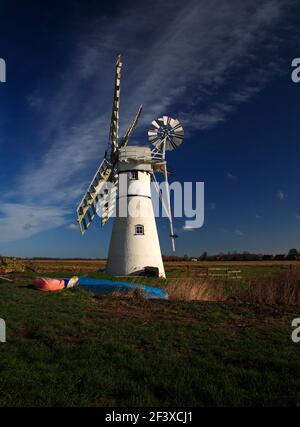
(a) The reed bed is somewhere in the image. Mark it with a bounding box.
[164,272,300,304]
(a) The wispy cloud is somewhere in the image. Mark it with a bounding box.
[0,0,291,242]
[227,173,238,181]
[0,203,70,243]
[67,224,78,230]
[208,202,216,210]
[235,229,244,236]
[182,225,196,232]
[220,228,229,233]
[277,189,287,200]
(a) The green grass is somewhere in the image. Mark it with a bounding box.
[0,273,299,407]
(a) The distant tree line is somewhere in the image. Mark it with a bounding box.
[163,249,300,261]
[2,250,300,263]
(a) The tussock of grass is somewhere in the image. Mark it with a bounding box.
[164,272,300,305]
[236,272,300,305]
[165,278,225,302]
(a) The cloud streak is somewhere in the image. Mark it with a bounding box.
[277,189,287,200]
[0,203,70,243]
[235,229,244,236]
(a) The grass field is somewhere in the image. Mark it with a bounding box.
[0,260,299,407]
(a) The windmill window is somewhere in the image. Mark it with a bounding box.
[135,225,144,235]
[130,171,138,180]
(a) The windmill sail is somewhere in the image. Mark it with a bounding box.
[120,105,143,148]
[109,54,122,155]
[76,158,113,234]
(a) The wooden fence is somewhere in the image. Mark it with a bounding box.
[181,265,242,279]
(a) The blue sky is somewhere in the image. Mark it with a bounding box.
[0,0,300,258]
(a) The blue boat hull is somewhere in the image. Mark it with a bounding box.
[77,277,168,300]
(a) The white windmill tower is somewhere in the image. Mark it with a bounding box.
[77,55,184,278]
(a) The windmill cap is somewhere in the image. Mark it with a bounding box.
[119,146,152,163]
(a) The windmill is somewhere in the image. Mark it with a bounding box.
[77,55,184,278]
